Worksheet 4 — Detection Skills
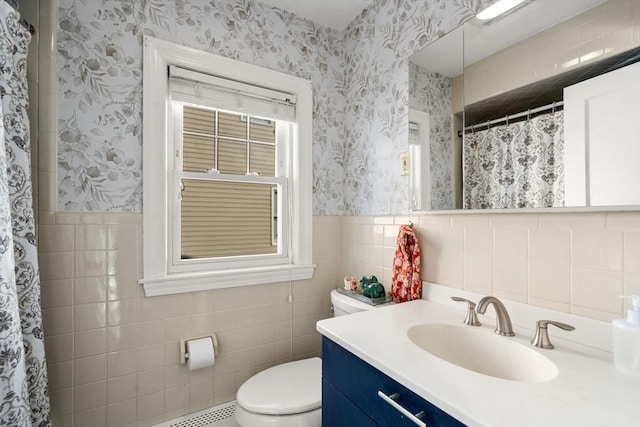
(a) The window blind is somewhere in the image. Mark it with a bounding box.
[170,66,296,121]
[180,179,277,259]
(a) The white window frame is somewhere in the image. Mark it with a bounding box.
[271,187,278,246]
[141,37,314,296]
[409,108,431,211]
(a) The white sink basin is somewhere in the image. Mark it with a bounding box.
[407,323,558,382]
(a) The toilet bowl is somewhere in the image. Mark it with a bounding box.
[235,357,322,427]
[235,290,387,427]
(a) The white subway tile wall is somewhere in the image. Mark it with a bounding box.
[464,1,640,105]
[340,211,640,322]
[40,213,340,426]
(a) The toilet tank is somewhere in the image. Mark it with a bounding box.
[331,290,380,317]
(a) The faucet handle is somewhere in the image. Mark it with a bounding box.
[531,320,575,349]
[450,297,481,326]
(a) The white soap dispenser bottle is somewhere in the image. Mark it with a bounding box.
[612,295,640,377]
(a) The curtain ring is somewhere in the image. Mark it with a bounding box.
[552,101,556,113]
[505,115,509,126]
[527,109,531,121]
[471,124,475,134]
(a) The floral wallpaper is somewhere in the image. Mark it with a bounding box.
[341,0,483,215]
[57,0,485,215]
[409,62,453,210]
[57,0,345,213]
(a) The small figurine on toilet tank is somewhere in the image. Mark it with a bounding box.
[360,275,385,299]
[343,276,360,292]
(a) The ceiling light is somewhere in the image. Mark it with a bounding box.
[476,0,525,20]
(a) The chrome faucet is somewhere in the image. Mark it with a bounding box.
[476,296,515,336]
[531,320,575,349]
[450,296,481,326]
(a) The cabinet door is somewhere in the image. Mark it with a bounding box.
[564,61,640,207]
[323,337,466,427]
[322,378,378,426]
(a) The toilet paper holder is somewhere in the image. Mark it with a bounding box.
[179,334,218,365]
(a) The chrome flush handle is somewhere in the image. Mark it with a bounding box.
[450,296,481,326]
[531,320,575,349]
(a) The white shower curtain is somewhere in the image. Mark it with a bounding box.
[463,111,564,209]
[0,3,51,425]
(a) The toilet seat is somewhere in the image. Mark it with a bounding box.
[236,357,322,415]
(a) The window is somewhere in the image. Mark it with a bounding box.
[141,37,314,296]
[408,109,431,211]
[177,106,279,261]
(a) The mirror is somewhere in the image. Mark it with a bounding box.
[409,0,640,211]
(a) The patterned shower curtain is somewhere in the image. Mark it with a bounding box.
[463,111,564,209]
[0,3,51,426]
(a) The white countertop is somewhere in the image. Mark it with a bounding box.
[316,296,640,427]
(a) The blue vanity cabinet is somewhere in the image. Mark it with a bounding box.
[322,378,379,426]
[322,337,466,427]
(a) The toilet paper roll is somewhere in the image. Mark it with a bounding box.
[186,337,215,371]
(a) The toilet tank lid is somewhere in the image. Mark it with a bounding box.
[331,289,378,312]
[236,357,322,415]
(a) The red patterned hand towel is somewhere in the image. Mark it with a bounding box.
[391,225,422,303]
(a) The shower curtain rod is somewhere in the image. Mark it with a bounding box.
[463,100,563,133]
[3,0,35,35]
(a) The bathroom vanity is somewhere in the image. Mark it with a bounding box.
[323,337,464,426]
[317,286,640,426]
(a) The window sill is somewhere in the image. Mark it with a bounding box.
[140,263,315,296]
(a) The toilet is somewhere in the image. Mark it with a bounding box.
[234,289,387,427]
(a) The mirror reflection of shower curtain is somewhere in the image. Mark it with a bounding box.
[463,111,564,209]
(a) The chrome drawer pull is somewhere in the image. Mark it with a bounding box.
[378,390,427,427]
